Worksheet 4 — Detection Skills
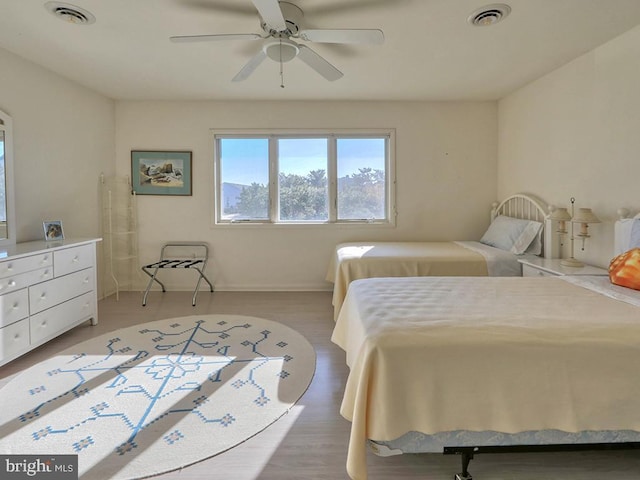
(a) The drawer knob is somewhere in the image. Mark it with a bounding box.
[40,293,47,299]
[13,333,20,340]
[8,280,16,287]
[72,256,79,263]
[12,302,19,309]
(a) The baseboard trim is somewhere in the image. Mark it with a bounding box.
[123,283,333,293]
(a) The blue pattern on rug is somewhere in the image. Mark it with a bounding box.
[0,315,315,479]
[20,320,289,453]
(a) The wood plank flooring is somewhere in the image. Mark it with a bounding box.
[1,290,639,479]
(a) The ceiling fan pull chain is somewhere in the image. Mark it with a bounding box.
[279,38,285,88]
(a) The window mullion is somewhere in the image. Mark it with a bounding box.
[328,136,337,222]
[214,137,222,223]
[269,136,279,222]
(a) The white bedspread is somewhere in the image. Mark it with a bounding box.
[453,241,522,276]
[326,241,521,320]
[331,276,640,480]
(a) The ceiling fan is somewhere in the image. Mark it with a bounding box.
[170,0,384,84]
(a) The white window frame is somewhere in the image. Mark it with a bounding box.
[212,129,396,226]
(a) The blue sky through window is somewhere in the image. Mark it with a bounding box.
[220,137,385,185]
[337,138,385,177]
[220,138,269,186]
[279,138,326,177]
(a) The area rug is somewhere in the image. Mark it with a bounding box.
[0,314,316,479]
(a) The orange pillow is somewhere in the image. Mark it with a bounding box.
[609,248,640,290]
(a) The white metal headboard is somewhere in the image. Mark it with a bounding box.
[490,193,551,257]
[491,193,548,223]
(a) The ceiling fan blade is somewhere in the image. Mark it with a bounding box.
[296,45,343,81]
[232,50,268,82]
[298,29,384,45]
[170,33,262,43]
[252,0,287,31]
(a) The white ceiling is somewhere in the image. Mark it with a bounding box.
[1,0,640,101]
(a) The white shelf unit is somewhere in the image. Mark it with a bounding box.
[101,175,140,300]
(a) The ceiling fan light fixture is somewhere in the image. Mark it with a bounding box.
[45,2,95,25]
[468,4,511,26]
[264,39,299,62]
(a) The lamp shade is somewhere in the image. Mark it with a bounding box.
[549,207,571,221]
[572,208,601,224]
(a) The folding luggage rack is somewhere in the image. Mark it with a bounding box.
[142,242,214,306]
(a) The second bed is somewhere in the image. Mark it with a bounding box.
[327,193,550,319]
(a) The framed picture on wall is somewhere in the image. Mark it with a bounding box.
[43,220,64,241]
[131,150,192,196]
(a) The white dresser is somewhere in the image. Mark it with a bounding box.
[0,238,100,366]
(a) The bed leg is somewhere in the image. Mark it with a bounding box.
[454,452,473,480]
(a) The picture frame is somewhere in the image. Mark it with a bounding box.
[131,150,192,196]
[43,220,64,241]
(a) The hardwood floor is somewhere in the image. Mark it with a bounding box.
[1,290,639,479]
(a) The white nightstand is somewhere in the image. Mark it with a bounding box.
[518,257,609,277]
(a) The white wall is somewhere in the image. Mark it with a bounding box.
[0,47,115,295]
[116,100,497,291]
[498,25,640,268]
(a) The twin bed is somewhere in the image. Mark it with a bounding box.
[326,193,551,319]
[329,203,640,479]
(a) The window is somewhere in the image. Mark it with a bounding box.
[214,131,394,225]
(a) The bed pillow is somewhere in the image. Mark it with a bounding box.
[480,215,543,255]
[524,225,543,256]
[609,248,640,291]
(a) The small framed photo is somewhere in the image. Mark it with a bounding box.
[43,220,64,241]
[131,150,192,196]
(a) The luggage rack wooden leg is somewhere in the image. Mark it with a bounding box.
[141,242,214,306]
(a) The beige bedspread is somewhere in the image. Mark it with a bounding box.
[326,242,488,320]
[331,276,640,480]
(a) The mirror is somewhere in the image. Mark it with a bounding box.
[0,109,15,246]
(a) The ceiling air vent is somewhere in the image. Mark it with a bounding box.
[468,4,511,26]
[45,2,96,25]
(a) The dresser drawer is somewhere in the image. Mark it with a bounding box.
[29,268,94,315]
[0,267,54,296]
[0,253,53,279]
[54,244,94,277]
[0,318,30,360]
[522,265,556,277]
[30,292,96,345]
[0,289,29,328]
